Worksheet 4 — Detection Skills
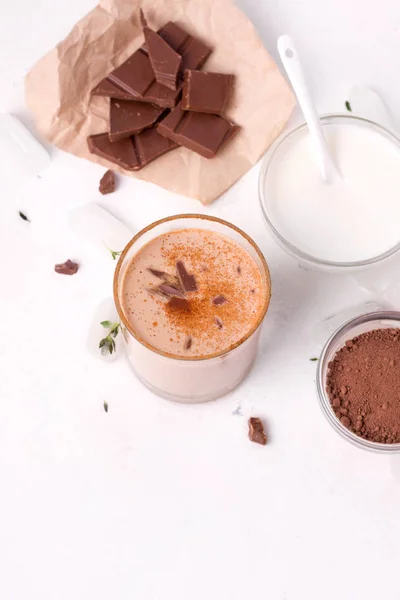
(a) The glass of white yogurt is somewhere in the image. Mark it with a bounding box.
[259,115,400,271]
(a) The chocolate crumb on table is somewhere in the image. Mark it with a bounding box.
[99,169,116,194]
[54,259,79,275]
[248,417,267,445]
[326,328,400,444]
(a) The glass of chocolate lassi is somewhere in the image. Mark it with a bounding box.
[114,215,271,402]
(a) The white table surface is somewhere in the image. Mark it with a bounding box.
[1,1,400,599]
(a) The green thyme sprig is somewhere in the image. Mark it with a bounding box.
[345,100,352,112]
[99,320,120,355]
[103,243,122,260]
[310,357,319,362]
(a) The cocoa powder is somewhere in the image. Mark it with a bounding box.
[326,328,400,444]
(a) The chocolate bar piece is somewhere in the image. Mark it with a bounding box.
[108,49,154,97]
[180,37,212,71]
[141,12,182,91]
[88,134,140,170]
[157,103,238,159]
[91,78,135,100]
[54,259,79,275]
[134,127,179,167]
[88,128,178,171]
[248,417,267,445]
[182,71,233,115]
[92,22,211,107]
[109,99,165,141]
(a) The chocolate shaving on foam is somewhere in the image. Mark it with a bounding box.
[184,336,192,350]
[176,261,197,292]
[157,284,186,299]
[215,317,223,329]
[212,295,227,305]
[168,297,191,312]
[148,268,181,289]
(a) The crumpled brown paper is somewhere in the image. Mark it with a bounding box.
[25,0,294,204]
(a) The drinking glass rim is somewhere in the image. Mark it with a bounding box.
[317,310,400,453]
[113,213,271,362]
[258,113,400,269]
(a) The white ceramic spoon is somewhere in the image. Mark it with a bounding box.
[277,34,341,183]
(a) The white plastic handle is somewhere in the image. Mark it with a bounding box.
[277,35,341,183]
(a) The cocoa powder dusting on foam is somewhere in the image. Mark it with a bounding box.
[159,233,263,349]
[326,328,400,444]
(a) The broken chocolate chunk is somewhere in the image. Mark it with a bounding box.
[88,134,140,170]
[148,268,181,289]
[167,297,191,312]
[88,128,178,172]
[176,261,197,292]
[212,295,227,305]
[248,417,267,445]
[184,336,192,350]
[182,70,234,115]
[141,11,182,91]
[99,170,116,195]
[109,99,165,141]
[157,284,186,299]
[158,103,239,159]
[215,317,223,329]
[148,267,166,279]
[54,259,79,275]
[91,78,135,100]
[108,49,155,97]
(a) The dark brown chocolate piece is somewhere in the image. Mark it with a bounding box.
[157,284,185,299]
[142,14,182,91]
[180,36,212,71]
[248,417,267,445]
[91,78,135,100]
[167,297,191,312]
[99,170,116,195]
[92,23,210,108]
[215,317,223,329]
[157,22,190,53]
[148,268,181,288]
[134,127,179,166]
[158,103,238,159]
[108,49,155,97]
[88,134,140,170]
[55,259,79,275]
[109,99,164,141]
[176,261,197,292]
[88,128,178,171]
[182,70,233,115]
[212,295,227,305]
[148,267,166,279]
[184,336,192,350]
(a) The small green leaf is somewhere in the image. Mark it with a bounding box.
[345,100,352,112]
[310,357,319,362]
[99,338,107,348]
[101,320,113,328]
[110,324,120,338]
[103,401,108,413]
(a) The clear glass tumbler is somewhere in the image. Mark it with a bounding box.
[113,214,271,403]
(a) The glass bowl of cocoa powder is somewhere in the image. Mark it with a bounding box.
[317,311,400,452]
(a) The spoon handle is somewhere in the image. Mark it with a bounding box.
[278,35,340,183]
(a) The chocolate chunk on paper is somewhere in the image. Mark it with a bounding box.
[25,0,294,204]
[99,169,116,194]
[248,417,267,445]
[142,14,182,91]
[88,128,178,171]
[109,99,164,141]
[158,103,238,158]
[182,70,233,115]
[92,78,135,100]
[55,259,79,275]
